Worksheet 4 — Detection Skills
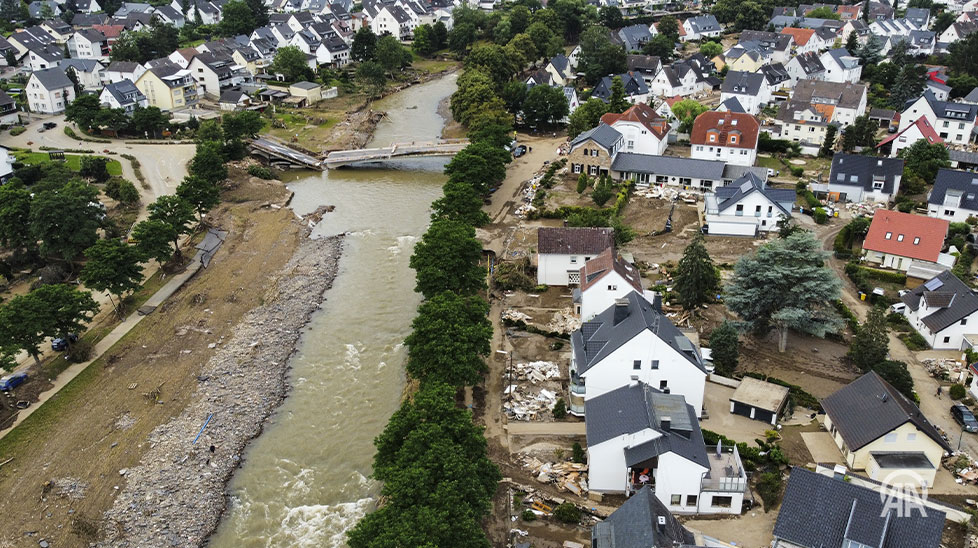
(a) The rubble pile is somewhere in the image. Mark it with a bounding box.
[504,387,559,421]
[521,455,589,496]
[844,202,886,216]
[634,186,700,202]
[98,233,345,548]
[503,309,533,323]
[547,310,581,334]
[922,357,970,383]
[513,360,560,383]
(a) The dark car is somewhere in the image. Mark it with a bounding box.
[951,403,978,433]
[43,122,57,130]
[0,372,27,391]
[51,333,78,351]
[512,145,527,158]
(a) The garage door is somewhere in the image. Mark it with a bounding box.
[753,408,775,424]
[708,221,757,237]
[731,401,753,419]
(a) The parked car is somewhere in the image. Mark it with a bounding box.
[513,145,527,158]
[0,372,28,391]
[43,121,57,130]
[951,403,978,433]
[51,333,78,351]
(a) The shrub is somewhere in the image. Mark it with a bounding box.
[814,207,828,224]
[591,182,614,206]
[572,442,586,464]
[790,166,804,177]
[67,339,93,363]
[576,173,588,194]
[521,509,537,521]
[553,503,581,524]
[492,257,534,291]
[950,383,967,400]
[10,126,25,136]
[64,126,77,138]
[552,398,567,419]
[248,165,274,179]
[968,216,978,226]
[757,471,784,511]
[899,331,930,351]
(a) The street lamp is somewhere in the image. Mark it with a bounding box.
[497,349,514,403]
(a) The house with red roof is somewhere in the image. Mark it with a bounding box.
[690,111,759,167]
[780,27,823,54]
[877,116,944,158]
[600,103,671,155]
[862,210,952,272]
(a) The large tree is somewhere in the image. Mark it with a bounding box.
[840,115,878,152]
[848,306,889,371]
[0,284,98,363]
[725,231,843,352]
[29,181,103,264]
[449,22,477,56]
[670,99,708,133]
[900,139,950,184]
[431,180,490,226]
[351,26,377,62]
[356,61,387,97]
[80,239,143,316]
[521,84,569,127]
[177,175,220,221]
[673,235,721,310]
[147,196,195,259]
[216,0,255,37]
[566,98,608,139]
[375,34,411,75]
[444,141,510,193]
[577,25,625,84]
[188,141,228,184]
[0,181,35,256]
[708,321,739,376]
[409,218,484,298]
[270,46,314,82]
[404,292,492,386]
[131,219,178,266]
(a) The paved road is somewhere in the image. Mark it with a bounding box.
[324,141,467,166]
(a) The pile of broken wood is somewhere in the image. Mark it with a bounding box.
[522,454,589,496]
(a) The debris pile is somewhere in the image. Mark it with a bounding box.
[504,387,558,420]
[513,360,560,383]
[634,186,700,202]
[503,309,533,323]
[521,455,589,496]
[921,357,970,383]
[547,310,581,334]
[843,202,886,216]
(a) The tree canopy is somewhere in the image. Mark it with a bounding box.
[900,140,950,185]
[673,235,721,310]
[29,181,104,264]
[409,219,485,298]
[80,239,143,315]
[709,322,739,376]
[270,46,315,82]
[405,291,492,386]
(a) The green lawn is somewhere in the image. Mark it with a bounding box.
[13,152,123,176]
[756,156,784,170]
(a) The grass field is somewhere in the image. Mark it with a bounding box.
[13,152,123,176]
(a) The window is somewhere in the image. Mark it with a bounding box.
[713,496,733,508]
[963,318,968,326]
[570,256,577,264]
[608,284,617,291]
[944,120,950,128]
[907,433,917,441]
[944,210,953,217]
[913,237,920,245]
[659,380,668,390]
[885,232,892,240]
[709,134,716,142]
[736,204,744,216]
[897,234,904,242]
[944,336,951,343]
[686,494,698,507]
[885,433,897,443]
[670,495,682,505]
[651,360,659,369]
[628,140,634,148]
[633,360,641,370]
[572,164,582,174]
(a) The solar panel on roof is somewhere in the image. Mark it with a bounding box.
[924,278,944,291]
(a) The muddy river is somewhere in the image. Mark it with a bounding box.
[208,73,457,547]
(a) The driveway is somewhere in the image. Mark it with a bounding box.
[702,381,773,442]
[800,431,845,465]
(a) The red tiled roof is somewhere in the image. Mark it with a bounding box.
[690,111,759,149]
[781,27,815,46]
[664,95,683,107]
[600,103,669,140]
[877,117,944,148]
[863,210,949,263]
[92,24,124,39]
[578,248,643,293]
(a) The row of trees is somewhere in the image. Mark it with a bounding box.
[66,95,172,137]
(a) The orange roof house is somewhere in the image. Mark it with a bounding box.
[863,210,949,265]
[690,111,759,150]
[780,27,815,46]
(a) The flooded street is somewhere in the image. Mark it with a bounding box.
[209,73,456,547]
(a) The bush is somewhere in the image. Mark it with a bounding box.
[64,126,77,138]
[552,398,567,419]
[67,339,93,363]
[572,442,586,464]
[591,181,614,206]
[248,165,273,179]
[814,207,828,224]
[757,471,784,511]
[576,173,588,194]
[553,503,581,524]
[492,257,534,291]
[899,331,930,351]
[10,126,25,136]
[950,383,967,400]
[790,166,804,177]
[521,509,537,521]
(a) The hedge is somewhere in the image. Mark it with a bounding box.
[899,331,930,351]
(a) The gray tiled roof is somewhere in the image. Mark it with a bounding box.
[821,371,951,452]
[829,153,903,193]
[538,227,613,255]
[760,62,790,85]
[718,97,745,113]
[721,70,764,96]
[611,152,726,180]
[592,486,695,548]
[774,467,945,548]
[714,173,793,215]
[571,122,623,149]
[900,270,978,333]
[30,67,72,90]
[102,79,145,105]
[929,167,978,213]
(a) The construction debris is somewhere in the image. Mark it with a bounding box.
[503,309,533,323]
[921,357,970,384]
[547,310,581,334]
[504,387,559,420]
[521,455,589,496]
[512,361,560,383]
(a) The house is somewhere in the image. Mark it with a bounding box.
[760,62,791,94]
[58,59,103,91]
[901,270,978,351]
[536,227,614,287]
[591,486,695,548]
[592,73,650,106]
[840,19,870,43]
[545,54,574,86]
[618,24,654,52]
[775,101,836,151]
[785,51,826,84]
[288,81,324,104]
[820,153,904,203]
[26,68,75,114]
[715,97,746,113]
[218,89,251,110]
[104,61,146,84]
[939,20,978,44]
[704,173,795,236]
[611,154,765,191]
[862,209,951,272]
[0,90,19,126]
[187,52,252,99]
[100,79,148,114]
[869,107,899,130]
[790,79,867,128]
[40,19,73,43]
[562,87,579,121]
[926,80,951,102]
[928,168,978,223]
[134,63,198,110]
[877,116,943,158]
[625,54,662,87]
[575,248,646,321]
[780,27,820,54]
[0,37,15,67]
[722,44,765,73]
[883,30,937,56]
[690,111,760,167]
[0,146,14,182]
[906,7,931,30]
[568,123,624,177]
[822,372,953,487]
[869,17,921,40]
[570,291,707,417]
[819,48,862,83]
[68,29,110,61]
[681,15,721,42]
[773,467,946,548]
[72,0,104,15]
[900,91,978,146]
[317,35,350,67]
[737,30,794,64]
[153,4,186,27]
[600,103,670,156]
[719,71,769,115]
[370,4,415,40]
[585,381,747,515]
[649,59,719,98]
[729,376,790,425]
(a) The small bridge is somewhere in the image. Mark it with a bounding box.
[324,139,469,168]
[249,138,324,170]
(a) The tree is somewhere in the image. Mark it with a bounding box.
[37,283,99,350]
[0,182,35,255]
[501,80,528,115]
[177,175,220,221]
[527,22,559,60]
[642,34,676,63]
[413,23,435,56]
[128,106,171,136]
[65,94,103,131]
[450,69,502,126]
[673,235,720,310]
[734,1,768,31]
[848,306,889,371]
[840,115,878,152]
[578,25,625,83]
[356,61,387,98]
[376,34,411,75]
[80,156,111,182]
[857,34,884,66]
[0,284,97,364]
[147,196,195,259]
[874,360,915,400]
[444,141,510,193]
[430,180,490,226]
[409,218,484,298]
[699,41,722,58]
[900,139,950,184]
[467,108,513,148]
[131,219,177,265]
[845,30,859,53]
[599,5,623,28]
[29,181,103,264]
[670,99,708,133]
[80,239,143,315]
[934,11,956,37]
[188,141,228,184]
[244,0,268,26]
[819,124,837,157]
[405,291,492,386]
[889,63,926,109]
[522,84,569,126]
[725,231,843,352]
[509,4,531,33]
[351,26,377,62]
[506,33,537,66]
[607,75,628,114]
[221,110,263,142]
[216,0,255,37]
[806,6,841,19]
[566,97,608,138]
[709,322,739,376]
[449,22,477,56]
[270,46,314,82]
[656,16,679,41]
[432,21,448,49]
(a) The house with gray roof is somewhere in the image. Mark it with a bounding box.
[592,72,650,106]
[568,123,624,177]
[586,380,747,514]
[610,152,764,191]
[100,79,148,113]
[817,153,903,202]
[785,51,826,84]
[0,90,19,126]
[59,58,105,90]
[681,15,721,41]
[592,486,695,547]
[773,466,945,548]
[905,7,930,30]
[901,270,978,351]
[536,227,614,286]
[900,90,978,146]
[570,290,707,419]
[819,47,862,83]
[823,371,952,487]
[719,70,769,115]
[617,23,654,52]
[705,172,794,236]
[928,168,978,223]
[26,67,75,114]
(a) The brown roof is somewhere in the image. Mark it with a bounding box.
[690,111,759,149]
[781,27,815,46]
[537,227,614,256]
[862,210,948,263]
[600,103,669,140]
[578,248,644,292]
[792,79,867,110]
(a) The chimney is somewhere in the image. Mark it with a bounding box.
[660,416,671,431]
[657,515,666,534]
[833,464,847,480]
[613,298,630,325]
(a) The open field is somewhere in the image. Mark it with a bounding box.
[12,151,123,176]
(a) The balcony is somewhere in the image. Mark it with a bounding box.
[701,444,748,493]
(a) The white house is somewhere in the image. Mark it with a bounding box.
[67,28,110,60]
[586,381,747,515]
[681,15,722,42]
[536,227,614,287]
[26,67,75,114]
[862,209,951,273]
[370,4,415,40]
[900,91,978,146]
[790,79,868,128]
[785,51,826,85]
[819,48,862,84]
[59,58,104,91]
[576,248,646,321]
[100,79,148,113]
[900,272,978,350]
[819,153,903,203]
[0,90,19,126]
[104,60,146,84]
[600,103,671,156]
[690,111,760,167]
[704,173,795,236]
[719,71,769,115]
[569,291,708,417]
[649,60,718,98]
[592,73,651,106]
[877,116,943,158]
[928,168,978,223]
[0,145,15,182]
